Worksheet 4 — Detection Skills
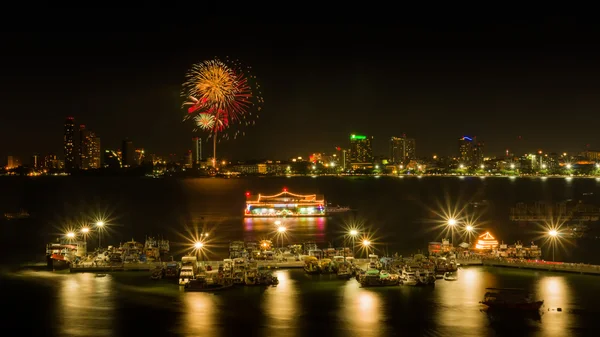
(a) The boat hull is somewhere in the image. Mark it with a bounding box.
[481,301,544,311]
[185,283,234,292]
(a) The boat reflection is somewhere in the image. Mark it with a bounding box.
[341,280,384,335]
[183,292,220,336]
[261,270,298,336]
[58,273,114,337]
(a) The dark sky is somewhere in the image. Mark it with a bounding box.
[2,19,600,162]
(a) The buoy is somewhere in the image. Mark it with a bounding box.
[557,308,562,312]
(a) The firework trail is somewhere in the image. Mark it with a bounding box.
[182,57,263,166]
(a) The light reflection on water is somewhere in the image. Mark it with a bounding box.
[243,217,328,244]
[58,273,114,337]
[183,291,219,336]
[341,280,384,336]
[261,270,298,336]
[6,267,598,336]
[434,267,488,336]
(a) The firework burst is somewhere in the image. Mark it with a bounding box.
[182,57,263,166]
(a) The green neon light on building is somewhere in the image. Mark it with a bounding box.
[350,134,367,140]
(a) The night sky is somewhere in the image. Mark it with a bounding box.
[2,20,600,162]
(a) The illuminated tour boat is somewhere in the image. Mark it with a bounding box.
[244,188,326,217]
[475,232,499,250]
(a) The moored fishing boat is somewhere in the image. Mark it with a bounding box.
[358,269,400,287]
[185,275,234,292]
[443,271,458,281]
[304,256,320,274]
[480,288,544,311]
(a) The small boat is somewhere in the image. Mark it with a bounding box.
[4,209,31,220]
[443,271,458,281]
[358,269,400,287]
[95,274,107,278]
[480,288,544,311]
[150,267,164,280]
[325,204,351,213]
[304,256,320,274]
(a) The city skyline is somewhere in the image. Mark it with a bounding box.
[3,21,600,160]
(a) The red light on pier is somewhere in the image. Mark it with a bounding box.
[283,187,288,192]
[245,192,251,197]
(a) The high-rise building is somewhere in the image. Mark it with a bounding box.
[6,155,21,169]
[121,139,134,168]
[192,137,202,164]
[472,140,484,166]
[390,135,416,164]
[91,137,101,168]
[64,117,75,170]
[458,136,484,166]
[458,136,473,165]
[79,125,101,169]
[349,134,373,163]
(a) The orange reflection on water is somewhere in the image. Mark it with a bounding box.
[537,276,572,336]
[434,267,487,335]
[59,273,114,336]
[183,292,220,336]
[262,270,298,336]
[341,280,383,335]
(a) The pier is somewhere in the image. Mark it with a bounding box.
[69,259,371,273]
[482,258,600,275]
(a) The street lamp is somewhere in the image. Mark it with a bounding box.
[274,220,281,226]
[95,221,105,248]
[362,239,371,257]
[465,225,474,232]
[277,225,286,248]
[194,241,204,261]
[447,218,457,246]
[349,229,358,256]
[66,232,75,239]
[548,229,558,261]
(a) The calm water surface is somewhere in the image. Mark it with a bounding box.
[2,176,600,336]
[3,266,597,336]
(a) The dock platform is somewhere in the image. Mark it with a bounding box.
[70,259,371,273]
[482,259,600,275]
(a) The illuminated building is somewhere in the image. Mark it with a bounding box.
[458,136,484,167]
[245,188,326,217]
[64,117,75,170]
[6,155,21,169]
[390,135,416,164]
[458,136,473,165]
[192,137,201,164]
[134,148,145,166]
[349,134,373,163]
[475,232,499,250]
[79,125,101,169]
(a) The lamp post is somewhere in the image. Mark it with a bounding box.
[194,241,204,262]
[277,225,286,248]
[362,239,371,258]
[447,218,457,246]
[349,229,358,256]
[95,221,105,248]
[549,229,558,261]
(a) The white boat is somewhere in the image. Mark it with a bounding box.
[443,271,458,281]
[400,267,418,286]
[179,255,198,286]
